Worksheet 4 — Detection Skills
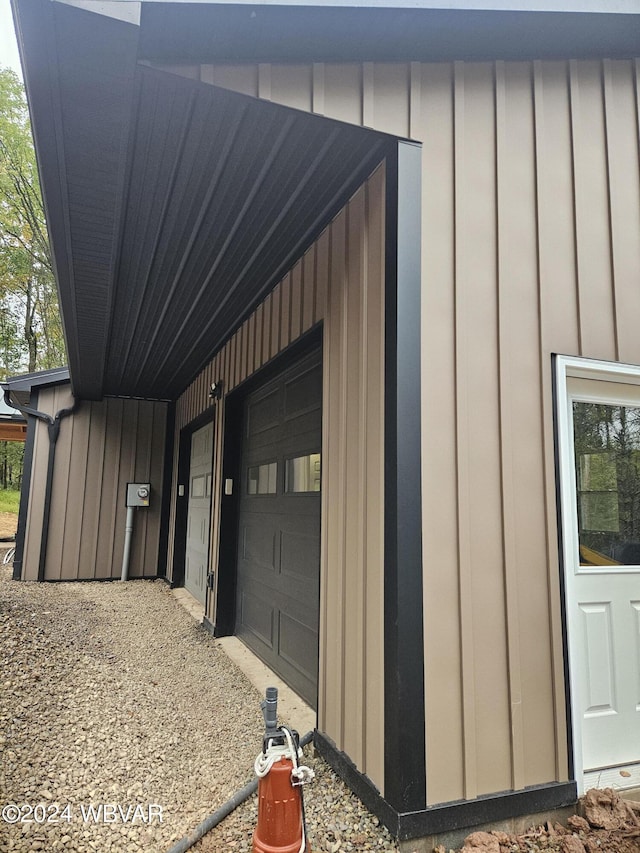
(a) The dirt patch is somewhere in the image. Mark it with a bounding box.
[439,789,640,853]
[0,511,17,540]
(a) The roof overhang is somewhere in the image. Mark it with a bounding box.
[138,1,640,64]
[12,0,640,400]
[13,0,393,401]
[1,367,71,434]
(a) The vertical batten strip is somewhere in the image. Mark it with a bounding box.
[495,60,525,792]
[271,284,281,358]
[281,272,291,348]
[568,61,584,356]
[303,247,316,333]
[533,60,571,782]
[87,403,107,578]
[254,304,263,372]
[262,295,272,365]
[603,60,640,364]
[290,264,302,341]
[568,60,616,361]
[453,61,478,801]
[337,209,349,753]
[359,184,370,775]
[71,402,91,579]
[343,190,365,768]
[602,60,620,361]
[409,62,422,140]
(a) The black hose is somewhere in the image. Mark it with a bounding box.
[166,730,314,853]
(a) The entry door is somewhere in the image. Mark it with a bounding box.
[185,421,213,605]
[565,376,640,777]
[235,349,322,707]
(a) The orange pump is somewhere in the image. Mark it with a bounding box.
[253,688,313,853]
[252,755,309,853]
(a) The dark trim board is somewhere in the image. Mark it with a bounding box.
[315,731,578,842]
[139,5,640,64]
[383,141,426,812]
[399,782,578,840]
[12,390,38,581]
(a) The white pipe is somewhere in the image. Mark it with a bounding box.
[121,505,135,581]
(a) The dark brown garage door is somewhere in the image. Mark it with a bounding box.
[235,348,322,707]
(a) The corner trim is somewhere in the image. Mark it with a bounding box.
[156,400,175,579]
[13,390,39,580]
[383,141,426,812]
[315,729,577,842]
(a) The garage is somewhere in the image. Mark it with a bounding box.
[235,348,322,707]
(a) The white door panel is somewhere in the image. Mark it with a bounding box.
[185,421,213,605]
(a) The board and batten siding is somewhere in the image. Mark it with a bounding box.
[167,164,386,792]
[161,57,640,805]
[22,386,167,581]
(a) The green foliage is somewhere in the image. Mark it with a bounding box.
[0,439,23,490]
[0,66,66,376]
[0,487,20,513]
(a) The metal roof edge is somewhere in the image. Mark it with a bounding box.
[53,0,141,24]
[2,367,71,392]
[142,0,640,12]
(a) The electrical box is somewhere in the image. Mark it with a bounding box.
[126,483,151,507]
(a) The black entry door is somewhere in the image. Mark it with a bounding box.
[235,349,322,707]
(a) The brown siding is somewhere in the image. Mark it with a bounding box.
[184,57,640,803]
[168,164,386,792]
[23,391,167,581]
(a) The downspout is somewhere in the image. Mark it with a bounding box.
[3,388,79,581]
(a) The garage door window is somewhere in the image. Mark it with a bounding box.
[247,462,277,495]
[285,453,321,493]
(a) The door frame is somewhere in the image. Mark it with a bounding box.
[172,407,216,597]
[555,353,640,793]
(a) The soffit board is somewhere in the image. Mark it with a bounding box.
[14,0,390,401]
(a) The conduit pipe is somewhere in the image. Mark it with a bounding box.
[121,505,135,581]
[2,389,78,581]
[165,730,314,853]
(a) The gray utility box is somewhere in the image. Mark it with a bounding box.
[126,483,151,507]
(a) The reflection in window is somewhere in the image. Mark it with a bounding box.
[286,453,321,493]
[574,401,640,565]
[247,462,277,495]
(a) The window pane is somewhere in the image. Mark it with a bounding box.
[285,453,321,493]
[247,462,277,495]
[573,401,640,565]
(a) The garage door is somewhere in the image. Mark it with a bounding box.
[235,348,322,707]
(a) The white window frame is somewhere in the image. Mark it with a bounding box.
[555,353,640,793]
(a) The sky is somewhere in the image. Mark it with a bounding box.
[0,0,21,76]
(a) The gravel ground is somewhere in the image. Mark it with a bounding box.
[0,561,398,853]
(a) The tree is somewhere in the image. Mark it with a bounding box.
[0,66,66,377]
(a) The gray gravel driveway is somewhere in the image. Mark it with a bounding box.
[0,563,398,853]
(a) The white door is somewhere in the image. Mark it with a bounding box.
[560,370,640,788]
[185,421,213,605]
